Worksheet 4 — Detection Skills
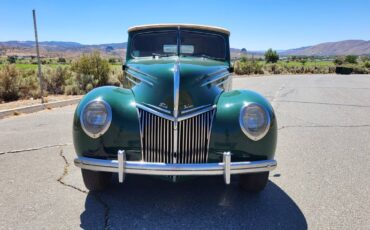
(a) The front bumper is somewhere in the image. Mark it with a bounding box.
[74,151,277,184]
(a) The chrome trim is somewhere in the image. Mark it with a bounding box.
[126,65,157,80]
[136,103,175,121]
[74,152,277,185]
[215,78,230,88]
[137,103,216,122]
[177,105,216,121]
[207,68,229,77]
[239,103,271,141]
[173,58,180,118]
[118,150,125,183]
[140,102,171,114]
[125,71,154,87]
[125,75,140,85]
[80,99,112,139]
[201,72,230,87]
[173,58,180,163]
[223,152,231,184]
[181,104,212,114]
[138,108,215,164]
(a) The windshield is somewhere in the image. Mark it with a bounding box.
[130,30,227,60]
[131,31,177,57]
[180,31,226,60]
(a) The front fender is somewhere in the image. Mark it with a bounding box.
[73,86,141,160]
[209,90,277,162]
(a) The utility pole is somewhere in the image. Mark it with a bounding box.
[32,9,44,103]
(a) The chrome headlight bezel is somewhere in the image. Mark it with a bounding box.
[80,99,112,139]
[239,103,271,141]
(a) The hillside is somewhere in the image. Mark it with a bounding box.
[282,40,370,56]
[0,41,127,58]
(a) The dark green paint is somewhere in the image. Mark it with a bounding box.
[128,57,229,115]
[208,90,277,162]
[73,86,142,160]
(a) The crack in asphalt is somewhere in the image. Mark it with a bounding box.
[271,84,286,110]
[0,143,72,155]
[56,149,88,193]
[56,148,111,230]
[278,124,370,130]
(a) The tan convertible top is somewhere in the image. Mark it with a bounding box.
[128,23,230,35]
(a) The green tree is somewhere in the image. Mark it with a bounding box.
[345,55,357,64]
[58,57,66,64]
[71,51,110,92]
[7,56,17,64]
[264,48,279,63]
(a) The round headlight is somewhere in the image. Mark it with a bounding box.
[239,103,270,141]
[80,99,112,138]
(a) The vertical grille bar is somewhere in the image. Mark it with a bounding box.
[138,108,214,164]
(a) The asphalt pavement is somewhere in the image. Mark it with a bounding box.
[0,74,369,229]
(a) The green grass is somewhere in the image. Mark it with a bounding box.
[0,63,71,71]
[279,61,335,67]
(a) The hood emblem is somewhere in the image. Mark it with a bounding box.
[183,104,193,109]
[159,102,168,109]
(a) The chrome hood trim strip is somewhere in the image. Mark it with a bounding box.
[136,103,216,122]
[125,71,154,87]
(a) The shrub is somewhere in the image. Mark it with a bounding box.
[18,70,39,99]
[264,48,279,63]
[0,65,20,101]
[64,83,80,95]
[364,62,370,68]
[43,66,71,94]
[345,55,357,64]
[234,60,264,75]
[71,51,110,92]
[109,70,124,87]
[352,66,369,74]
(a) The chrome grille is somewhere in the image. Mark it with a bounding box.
[138,108,215,164]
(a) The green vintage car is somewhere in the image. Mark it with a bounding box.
[73,24,277,192]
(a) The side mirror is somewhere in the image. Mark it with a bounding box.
[228,66,234,73]
[122,64,127,71]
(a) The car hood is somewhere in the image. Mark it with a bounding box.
[126,56,229,117]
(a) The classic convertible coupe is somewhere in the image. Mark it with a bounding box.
[73,24,277,192]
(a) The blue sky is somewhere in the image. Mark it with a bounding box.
[1,0,369,50]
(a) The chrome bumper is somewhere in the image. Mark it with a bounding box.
[74,151,277,184]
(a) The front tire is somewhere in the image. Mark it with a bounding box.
[81,169,112,191]
[239,172,269,192]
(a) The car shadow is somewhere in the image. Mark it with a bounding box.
[80,175,307,229]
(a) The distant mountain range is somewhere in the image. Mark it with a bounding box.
[0,41,127,58]
[1,39,370,58]
[280,40,370,56]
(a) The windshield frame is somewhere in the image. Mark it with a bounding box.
[128,28,228,61]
